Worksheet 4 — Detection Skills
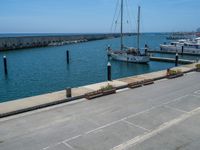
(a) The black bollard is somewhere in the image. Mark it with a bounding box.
[145,44,148,54]
[66,87,72,98]
[107,62,111,81]
[181,46,184,55]
[175,53,178,67]
[66,50,69,64]
[3,56,8,75]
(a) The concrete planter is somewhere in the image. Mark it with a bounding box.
[102,88,116,96]
[85,91,103,100]
[196,68,200,72]
[128,81,143,89]
[167,73,184,79]
[143,79,154,86]
[85,88,116,100]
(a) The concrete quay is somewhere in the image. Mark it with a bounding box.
[0,62,198,118]
[0,70,200,150]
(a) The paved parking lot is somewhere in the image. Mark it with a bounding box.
[0,72,200,150]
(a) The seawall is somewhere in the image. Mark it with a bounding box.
[0,62,198,118]
[0,33,134,51]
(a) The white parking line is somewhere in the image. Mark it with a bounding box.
[111,107,200,150]
[63,135,82,142]
[164,105,188,113]
[122,120,150,132]
[62,141,75,150]
[42,94,189,150]
[194,90,200,95]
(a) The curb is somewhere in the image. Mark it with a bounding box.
[0,95,84,119]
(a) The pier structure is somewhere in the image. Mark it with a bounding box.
[0,33,134,51]
[149,56,195,64]
[148,49,200,56]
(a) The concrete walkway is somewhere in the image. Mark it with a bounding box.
[0,63,197,117]
[0,72,200,150]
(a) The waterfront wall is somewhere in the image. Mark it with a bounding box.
[0,33,133,51]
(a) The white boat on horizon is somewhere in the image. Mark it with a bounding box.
[107,1,150,63]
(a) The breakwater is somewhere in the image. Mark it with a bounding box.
[0,33,133,51]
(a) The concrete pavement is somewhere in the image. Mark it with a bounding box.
[0,72,200,150]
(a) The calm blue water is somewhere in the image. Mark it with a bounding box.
[0,33,196,103]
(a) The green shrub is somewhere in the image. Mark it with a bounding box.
[196,64,200,69]
[101,84,114,91]
[167,69,182,75]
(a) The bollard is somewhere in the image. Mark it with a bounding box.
[181,46,184,55]
[144,44,148,54]
[66,88,72,98]
[175,53,178,67]
[3,56,8,75]
[66,50,69,64]
[107,62,111,81]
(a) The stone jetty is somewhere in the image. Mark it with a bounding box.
[0,33,134,51]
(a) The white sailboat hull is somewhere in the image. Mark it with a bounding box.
[109,51,150,63]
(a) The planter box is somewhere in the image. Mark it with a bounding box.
[85,91,103,100]
[196,68,200,72]
[143,79,154,86]
[128,81,142,89]
[102,88,116,96]
[85,88,116,100]
[167,73,183,79]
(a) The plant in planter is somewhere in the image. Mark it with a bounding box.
[85,84,116,100]
[100,84,116,96]
[167,69,183,79]
[85,90,103,100]
[195,64,200,72]
[128,81,143,89]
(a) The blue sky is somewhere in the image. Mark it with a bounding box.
[0,0,199,33]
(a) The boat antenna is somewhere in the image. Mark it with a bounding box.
[137,6,140,51]
[120,0,124,50]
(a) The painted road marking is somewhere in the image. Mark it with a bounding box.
[42,94,189,150]
[62,142,75,150]
[111,107,200,150]
[194,90,200,95]
[122,120,150,132]
[164,105,188,113]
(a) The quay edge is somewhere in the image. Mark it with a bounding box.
[0,62,198,118]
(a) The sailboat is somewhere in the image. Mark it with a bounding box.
[107,1,150,63]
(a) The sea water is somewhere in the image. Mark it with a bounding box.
[0,33,195,102]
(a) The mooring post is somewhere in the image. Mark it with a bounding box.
[66,50,69,64]
[3,56,8,75]
[181,46,184,55]
[107,62,112,81]
[145,44,148,54]
[66,87,72,98]
[175,53,179,67]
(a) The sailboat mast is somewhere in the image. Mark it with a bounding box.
[120,0,124,50]
[137,6,140,51]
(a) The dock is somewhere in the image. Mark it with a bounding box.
[148,50,200,56]
[150,56,195,64]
